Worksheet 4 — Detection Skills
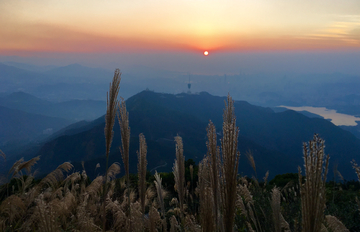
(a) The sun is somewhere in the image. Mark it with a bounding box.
[203,51,209,56]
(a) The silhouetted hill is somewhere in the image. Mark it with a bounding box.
[46,118,103,141]
[126,91,360,179]
[0,63,28,79]
[0,92,51,112]
[0,106,73,150]
[0,92,106,121]
[8,91,360,180]
[0,63,112,101]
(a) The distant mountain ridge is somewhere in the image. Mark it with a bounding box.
[0,62,112,101]
[0,91,106,121]
[44,63,112,78]
[0,105,73,150]
[6,90,360,180]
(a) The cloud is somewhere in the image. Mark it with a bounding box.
[305,15,360,47]
[0,23,197,54]
[349,27,360,41]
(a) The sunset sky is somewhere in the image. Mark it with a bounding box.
[0,0,359,74]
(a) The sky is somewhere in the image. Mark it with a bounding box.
[1,0,360,74]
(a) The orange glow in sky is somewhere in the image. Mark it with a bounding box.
[0,0,359,54]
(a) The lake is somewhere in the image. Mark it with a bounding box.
[279,106,360,126]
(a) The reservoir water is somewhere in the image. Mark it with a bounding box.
[279,106,360,126]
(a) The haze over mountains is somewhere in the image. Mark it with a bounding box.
[1,90,360,181]
[0,91,105,121]
[2,62,360,114]
[0,91,106,155]
[0,105,72,151]
[1,62,360,181]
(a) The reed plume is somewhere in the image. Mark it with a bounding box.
[173,135,185,223]
[351,159,360,181]
[137,133,148,213]
[0,149,5,161]
[105,69,121,159]
[118,97,130,181]
[246,150,257,180]
[35,194,60,232]
[149,203,162,232]
[103,68,121,231]
[170,215,179,232]
[39,162,73,190]
[197,156,215,232]
[117,95,131,230]
[206,120,221,230]
[220,94,240,232]
[298,134,329,232]
[325,215,349,232]
[9,156,40,178]
[106,162,121,182]
[271,187,290,232]
[0,195,26,228]
[154,171,166,217]
[352,159,360,212]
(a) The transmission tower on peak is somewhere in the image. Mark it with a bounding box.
[187,73,191,94]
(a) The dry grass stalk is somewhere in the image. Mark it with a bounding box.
[35,194,60,232]
[118,97,130,180]
[173,135,186,223]
[5,156,40,201]
[170,215,180,232]
[246,150,257,179]
[271,187,282,232]
[263,171,269,187]
[40,162,73,190]
[8,158,24,177]
[197,157,215,232]
[298,134,330,232]
[325,215,349,232]
[106,197,125,230]
[9,156,40,178]
[237,182,263,232]
[137,133,148,213]
[0,149,5,161]
[148,203,162,232]
[185,214,201,232]
[220,94,240,232]
[102,69,121,231]
[144,186,156,208]
[351,159,360,182]
[271,187,290,232]
[206,120,221,230]
[0,195,26,227]
[105,68,121,159]
[76,204,102,231]
[117,95,131,230]
[106,162,121,182]
[87,176,104,197]
[154,171,166,217]
[16,174,35,196]
[352,161,360,211]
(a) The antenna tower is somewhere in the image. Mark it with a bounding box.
[187,74,191,94]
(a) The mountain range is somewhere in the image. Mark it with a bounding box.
[0,91,108,157]
[0,91,105,121]
[0,105,72,152]
[3,90,360,181]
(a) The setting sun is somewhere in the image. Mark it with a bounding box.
[203,51,209,56]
